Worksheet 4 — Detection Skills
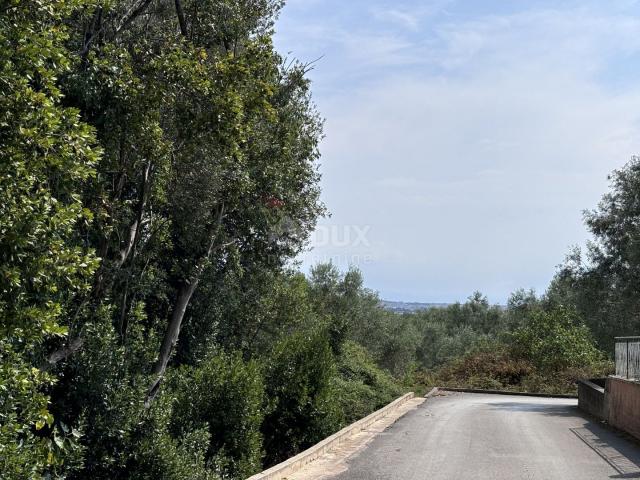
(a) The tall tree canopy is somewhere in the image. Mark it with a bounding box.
[549,157,640,350]
[2,1,325,477]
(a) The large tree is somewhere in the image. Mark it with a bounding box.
[0,0,100,476]
[1,1,326,476]
[38,0,324,476]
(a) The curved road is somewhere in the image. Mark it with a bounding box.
[327,392,640,480]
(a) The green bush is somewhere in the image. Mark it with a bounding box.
[171,352,265,479]
[335,342,403,423]
[262,331,341,466]
[465,375,504,390]
[432,334,613,395]
[130,397,213,480]
[520,362,613,395]
[59,309,151,479]
[511,307,603,372]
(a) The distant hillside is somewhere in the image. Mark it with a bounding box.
[381,300,451,312]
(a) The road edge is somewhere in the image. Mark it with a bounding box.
[246,392,417,480]
[439,386,577,399]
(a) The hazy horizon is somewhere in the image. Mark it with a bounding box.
[274,0,640,304]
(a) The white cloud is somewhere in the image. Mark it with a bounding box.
[372,8,420,30]
[370,0,455,30]
[430,10,640,75]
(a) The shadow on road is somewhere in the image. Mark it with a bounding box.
[572,423,640,479]
[488,400,640,479]
[487,401,580,418]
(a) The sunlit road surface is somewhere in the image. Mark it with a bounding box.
[327,392,640,480]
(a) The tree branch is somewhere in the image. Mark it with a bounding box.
[174,0,188,37]
[43,337,84,371]
[114,160,152,270]
[115,0,155,35]
[80,0,154,56]
[145,205,228,407]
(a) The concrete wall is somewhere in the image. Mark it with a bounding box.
[606,377,640,440]
[577,379,606,421]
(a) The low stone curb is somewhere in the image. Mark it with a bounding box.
[439,386,577,399]
[246,392,416,480]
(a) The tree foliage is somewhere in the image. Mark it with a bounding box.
[2,1,328,477]
[511,307,602,372]
[171,353,264,478]
[549,157,640,351]
[0,1,99,476]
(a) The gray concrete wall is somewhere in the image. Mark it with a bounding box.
[606,377,640,440]
[577,379,606,421]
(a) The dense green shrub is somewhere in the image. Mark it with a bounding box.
[433,335,612,395]
[511,307,603,372]
[53,315,214,480]
[171,352,265,479]
[53,306,157,479]
[335,342,403,423]
[129,396,213,480]
[262,331,341,466]
[520,363,613,395]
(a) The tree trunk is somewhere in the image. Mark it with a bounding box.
[175,0,188,37]
[145,278,199,407]
[145,205,226,407]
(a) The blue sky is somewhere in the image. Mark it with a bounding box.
[273,0,640,303]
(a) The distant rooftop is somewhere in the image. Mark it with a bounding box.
[380,300,451,313]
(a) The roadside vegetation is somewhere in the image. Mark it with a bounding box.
[0,1,634,479]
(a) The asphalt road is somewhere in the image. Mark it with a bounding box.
[327,392,640,480]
